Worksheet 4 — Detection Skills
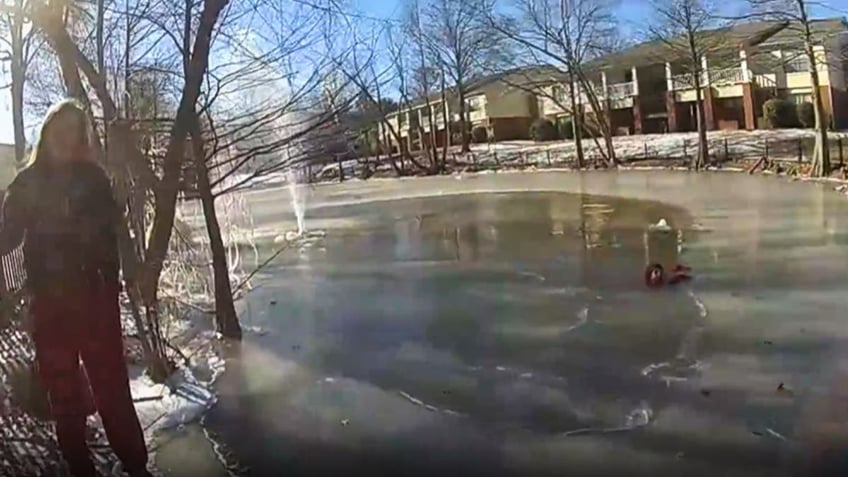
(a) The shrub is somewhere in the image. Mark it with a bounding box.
[762,98,798,129]
[471,126,489,143]
[530,119,558,141]
[558,118,574,140]
[797,102,815,128]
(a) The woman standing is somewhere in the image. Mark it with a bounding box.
[0,99,151,477]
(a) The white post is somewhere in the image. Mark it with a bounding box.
[665,62,673,91]
[701,55,710,86]
[631,66,639,96]
[740,49,751,82]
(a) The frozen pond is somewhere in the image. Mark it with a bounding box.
[158,171,848,476]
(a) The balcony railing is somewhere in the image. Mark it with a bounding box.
[673,67,748,90]
[543,81,637,111]
[709,67,744,85]
[672,72,702,91]
[607,82,635,99]
[753,73,777,89]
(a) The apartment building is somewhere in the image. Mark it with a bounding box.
[380,18,848,152]
[540,19,848,134]
[747,19,848,129]
[379,68,541,152]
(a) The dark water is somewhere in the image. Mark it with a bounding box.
[159,177,848,477]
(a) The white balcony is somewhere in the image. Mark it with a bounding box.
[672,72,703,91]
[753,73,778,89]
[607,82,635,99]
[672,67,748,90]
[709,67,744,85]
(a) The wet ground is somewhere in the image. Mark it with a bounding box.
[158,171,848,477]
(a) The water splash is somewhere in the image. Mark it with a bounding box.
[286,168,306,237]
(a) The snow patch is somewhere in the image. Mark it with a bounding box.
[131,364,220,435]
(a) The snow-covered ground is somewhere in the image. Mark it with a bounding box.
[223,171,288,190]
[220,130,848,192]
[466,129,848,165]
[471,128,847,153]
[125,185,265,471]
[116,311,224,474]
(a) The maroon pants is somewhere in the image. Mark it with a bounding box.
[31,287,148,476]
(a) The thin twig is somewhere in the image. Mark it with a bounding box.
[231,241,294,295]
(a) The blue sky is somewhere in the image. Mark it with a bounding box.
[0,0,844,145]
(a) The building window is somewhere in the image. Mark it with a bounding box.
[784,51,811,73]
[552,85,566,103]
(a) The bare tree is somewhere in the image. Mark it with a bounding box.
[402,0,447,171]
[0,0,40,164]
[22,0,233,376]
[199,2,367,191]
[490,0,621,168]
[646,0,729,170]
[747,0,833,176]
[337,35,417,175]
[423,0,500,153]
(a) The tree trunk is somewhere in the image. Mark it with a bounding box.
[457,87,470,154]
[440,69,450,172]
[371,73,402,175]
[423,104,439,173]
[96,0,105,73]
[576,72,617,167]
[693,71,708,171]
[9,5,25,165]
[43,8,86,102]
[142,0,231,305]
[807,46,830,177]
[104,123,174,382]
[568,74,585,168]
[189,118,242,340]
[791,0,829,177]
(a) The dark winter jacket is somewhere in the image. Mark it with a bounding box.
[0,161,121,294]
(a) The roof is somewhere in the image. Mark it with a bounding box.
[588,21,787,70]
[391,65,564,113]
[758,17,848,47]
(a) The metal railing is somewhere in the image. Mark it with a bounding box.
[671,72,699,91]
[673,67,749,90]
[709,67,745,85]
[753,73,778,90]
[607,82,635,99]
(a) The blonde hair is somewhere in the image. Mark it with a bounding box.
[28,98,92,169]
